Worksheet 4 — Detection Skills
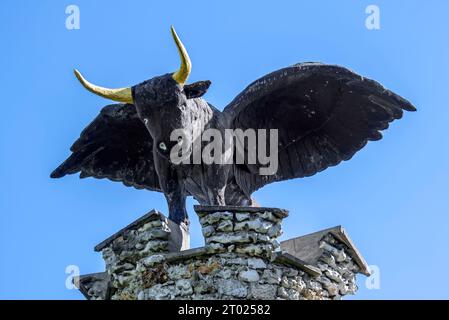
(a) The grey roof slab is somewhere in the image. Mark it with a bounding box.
[274,252,322,277]
[280,225,370,276]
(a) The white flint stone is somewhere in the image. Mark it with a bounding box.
[339,283,349,295]
[295,278,306,292]
[260,211,281,223]
[135,262,146,273]
[325,282,339,296]
[191,293,217,300]
[277,287,289,299]
[142,240,168,253]
[323,233,337,245]
[317,262,330,272]
[257,234,271,243]
[137,291,145,300]
[342,270,355,280]
[247,258,267,269]
[175,279,193,296]
[281,276,303,290]
[138,219,163,232]
[217,268,233,279]
[167,264,190,280]
[193,279,215,294]
[347,282,358,294]
[234,219,272,233]
[145,284,173,300]
[138,229,169,241]
[317,277,339,296]
[250,284,277,299]
[225,257,248,266]
[238,269,260,282]
[117,272,135,287]
[208,233,252,244]
[205,243,225,253]
[140,254,165,267]
[200,211,233,226]
[150,229,170,239]
[235,244,272,257]
[320,252,336,266]
[119,250,136,260]
[110,262,134,273]
[262,268,282,284]
[218,279,247,298]
[235,213,250,221]
[216,220,233,232]
[324,269,344,283]
[267,223,282,238]
[284,269,298,277]
[317,276,332,286]
[126,230,138,238]
[306,280,322,291]
[102,249,117,268]
[289,290,301,300]
[202,226,215,237]
[319,241,347,262]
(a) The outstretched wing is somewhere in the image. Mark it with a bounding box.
[51,103,161,192]
[223,63,416,196]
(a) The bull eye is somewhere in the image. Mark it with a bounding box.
[177,136,183,144]
[158,142,167,151]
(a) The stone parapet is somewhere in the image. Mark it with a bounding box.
[76,206,369,300]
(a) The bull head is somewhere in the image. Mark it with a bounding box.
[74,26,211,160]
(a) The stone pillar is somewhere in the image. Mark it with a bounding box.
[197,206,288,259]
[92,210,189,300]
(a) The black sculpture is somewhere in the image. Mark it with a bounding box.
[51,27,416,224]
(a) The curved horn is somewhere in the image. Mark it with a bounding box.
[74,69,134,104]
[171,26,192,85]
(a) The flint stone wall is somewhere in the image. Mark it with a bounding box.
[78,206,368,300]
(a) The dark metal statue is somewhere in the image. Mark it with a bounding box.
[51,27,416,224]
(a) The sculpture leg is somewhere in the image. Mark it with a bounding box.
[204,163,228,205]
[154,154,189,225]
[165,191,188,225]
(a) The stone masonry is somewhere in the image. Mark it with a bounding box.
[76,206,370,300]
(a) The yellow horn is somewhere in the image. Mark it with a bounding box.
[74,69,134,104]
[171,26,192,85]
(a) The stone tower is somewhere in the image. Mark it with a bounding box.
[76,206,369,300]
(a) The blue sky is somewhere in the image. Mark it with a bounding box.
[0,0,448,299]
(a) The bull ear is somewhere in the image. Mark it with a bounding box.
[184,80,211,99]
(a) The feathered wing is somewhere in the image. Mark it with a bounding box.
[51,103,162,192]
[223,63,416,196]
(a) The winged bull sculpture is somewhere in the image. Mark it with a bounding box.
[51,27,416,225]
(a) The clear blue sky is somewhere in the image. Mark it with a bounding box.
[1,0,448,299]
